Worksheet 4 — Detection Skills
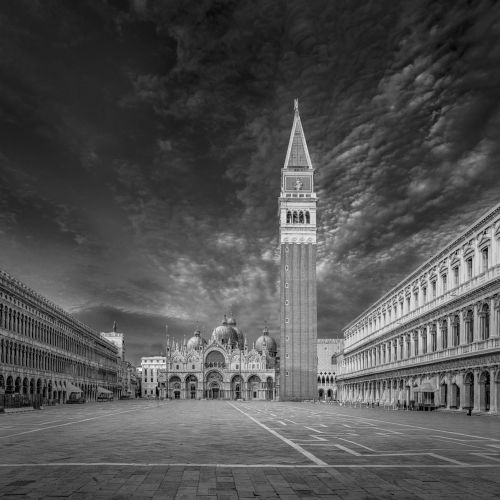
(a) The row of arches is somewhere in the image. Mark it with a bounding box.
[317,375,335,384]
[0,373,118,403]
[318,388,336,400]
[286,210,311,224]
[147,372,275,400]
[339,367,499,412]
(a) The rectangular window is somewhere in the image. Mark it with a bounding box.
[431,281,436,299]
[442,327,448,349]
[422,287,427,304]
[453,266,459,287]
[442,274,447,293]
[422,335,427,354]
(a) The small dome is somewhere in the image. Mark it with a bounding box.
[255,326,277,356]
[211,315,238,347]
[187,329,207,351]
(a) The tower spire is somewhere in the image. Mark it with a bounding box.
[284,99,312,169]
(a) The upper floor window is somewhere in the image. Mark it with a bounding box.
[481,247,489,272]
[453,266,459,287]
[422,287,427,304]
[442,274,447,293]
[466,258,473,280]
[431,281,436,299]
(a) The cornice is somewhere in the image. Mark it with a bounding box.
[344,278,500,353]
[343,203,500,331]
[338,352,500,383]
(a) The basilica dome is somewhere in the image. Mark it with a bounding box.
[211,316,238,347]
[227,317,245,349]
[187,329,207,351]
[255,326,277,356]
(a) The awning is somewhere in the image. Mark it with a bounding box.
[66,383,83,394]
[414,382,438,393]
[97,386,113,395]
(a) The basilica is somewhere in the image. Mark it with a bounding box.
[140,316,278,400]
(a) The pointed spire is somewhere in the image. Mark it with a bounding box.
[284,99,312,169]
[112,321,117,332]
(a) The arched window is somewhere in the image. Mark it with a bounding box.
[299,211,304,223]
[286,211,292,223]
[292,211,298,223]
[305,211,310,223]
[321,376,325,384]
[317,376,321,382]
[481,247,489,272]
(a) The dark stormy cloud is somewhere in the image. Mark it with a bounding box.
[1,0,499,364]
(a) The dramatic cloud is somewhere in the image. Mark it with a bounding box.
[1,0,499,363]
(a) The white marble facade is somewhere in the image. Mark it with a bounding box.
[338,203,500,413]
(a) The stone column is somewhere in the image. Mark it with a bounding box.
[473,369,481,411]
[473,303,481,342]
[492,296,500,338]
[461,310,468,345]
[489,368,498,413]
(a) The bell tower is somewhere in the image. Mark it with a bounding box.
[279,99,318,401]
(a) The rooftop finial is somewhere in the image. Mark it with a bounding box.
[294,98,299,112]
[113,321,117,332]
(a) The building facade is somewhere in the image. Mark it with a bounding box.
[279,100,318,400]
[141,317,278,400]
[0,269,120,405]
[317,338,343,400]
[101,323,137,398]
[338,204,500,413]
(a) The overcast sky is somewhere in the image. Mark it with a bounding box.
[1,0,500,364]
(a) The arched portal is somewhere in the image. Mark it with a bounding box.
[206,371,223,400]
[231,375,243,400]
[318,388,324,400]
[169,376,182,399]
[479,371,490,411]
[440,382,447,408]
[185,374,198,400]
[247,375,261,400]
[6,376,13,394]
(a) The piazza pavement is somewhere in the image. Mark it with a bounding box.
[0,400,499,499]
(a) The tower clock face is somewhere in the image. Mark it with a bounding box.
[284,175,312,192]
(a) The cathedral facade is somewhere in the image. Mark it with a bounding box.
[279,100,318,400]
[141,316,278,400]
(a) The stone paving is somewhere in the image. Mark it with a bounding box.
[0,400,499,498]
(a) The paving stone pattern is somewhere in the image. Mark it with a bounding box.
[0,400,499,498]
